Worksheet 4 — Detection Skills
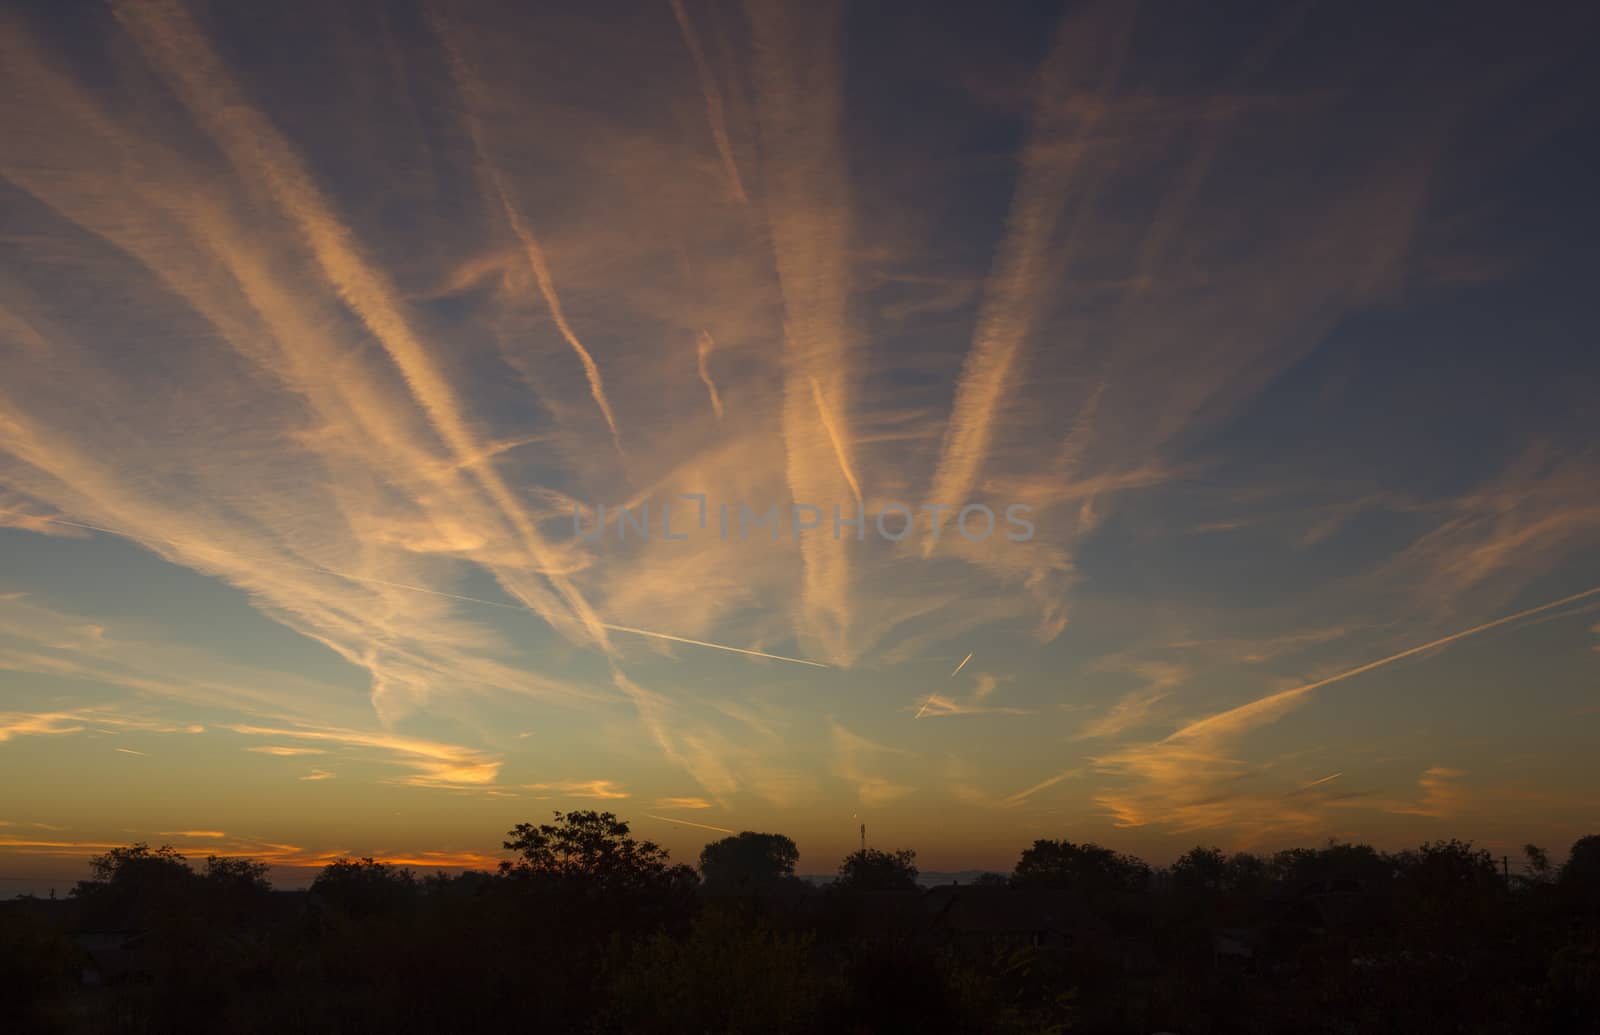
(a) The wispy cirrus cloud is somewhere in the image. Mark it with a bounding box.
[653,797,713,810]
[1082,587,1600,835]
[225,723,502,788]
[0,707,205,743]
[829,719,913,807]
[0,833,500,874]
[0,0,1593,862]
[1385,767,1468,819]
[523,779,630,800]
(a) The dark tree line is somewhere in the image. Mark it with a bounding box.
[3,814,1598,1033]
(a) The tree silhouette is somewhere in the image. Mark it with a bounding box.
[699,831,800,894]
[1172,846,1270,897]
[835,848,918,891]
[74,842,196,928]
[1523,843,1552,880]
[17,819,1600,1033]
[310,857,417,918]
[200,855,272,924]
[502,810,696,895]
[1559,833,1600,907]
[1171,846,1228,894]
[1012,839,1150,894]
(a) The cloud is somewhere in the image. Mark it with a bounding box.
[1072,660,1186,741]
[667,0,747,204]
[226,723,501,787]
[0,0,1591,853]
[745,0,864,665]
[653,797,713,810]
[523,779,630,800]
[1386,767,1468,819]
[433,9,625,457]
[915,669,1027,719]
[923,0,1139,550]
[0,712,87,742]
[0,833,501,873]
[1080,587,1600,835]
[0,706,207,744]
[829,719,913,806]
[695,331,725,421]
[1366,447,1600,618]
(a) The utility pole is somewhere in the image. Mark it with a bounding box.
[1503,855,1510,885]
[860,823,866,854]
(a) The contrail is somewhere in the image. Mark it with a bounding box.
[667,0,747,203]
[1002,586,1600,808]
[1297,771,1343,791]
[1168,584,1600,744]
[428,7,624,457]
[598,623,829,668]
[114,0,614,651]
[921,1,1139,553]
[915,651,975,717]
[808,375,865,509]
[696,331,725,420]
[493,183,625,456]
[644,813,736,835]
[1001,767,1081,807]
[34,517,830,669]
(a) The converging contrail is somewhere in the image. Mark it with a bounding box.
[34,517,830,669]
[916,650,976,718]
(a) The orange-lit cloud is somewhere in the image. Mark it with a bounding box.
[829,720,913,806]
[523,779,630,800]
[159,830,226,838]
[654,797,713,810]
[226,723,501,787]
[0,0,1594,868]
[1080,587,1600,836]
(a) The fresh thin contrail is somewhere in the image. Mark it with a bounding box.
[1168,583,1600,744]
[643,814,736,835]
[915,650,975,718]
[34,516,829,669]
[598,623,829,668]
[1002,585,1600,807]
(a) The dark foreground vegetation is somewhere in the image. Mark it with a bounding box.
[4,814,1598,1034]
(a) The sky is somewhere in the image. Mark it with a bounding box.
[2,0,1598,894]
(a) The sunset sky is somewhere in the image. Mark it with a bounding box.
[2,0,1597,893]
